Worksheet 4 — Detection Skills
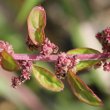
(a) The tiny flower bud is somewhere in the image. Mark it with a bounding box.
[19,60,32,80]
[11,77,21,88]
[55,53,77,79]
[103,62,110,72]
[0,40,14,64]
[96,27,110,52]
[11,60,32,88]
[0,40,14,54]
[40,38,58,55]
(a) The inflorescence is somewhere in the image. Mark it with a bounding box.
[1,5,110,106]
[96,27,110,72]
[0,27,110,88]
[55,52,77,79]
[11,60,32,88]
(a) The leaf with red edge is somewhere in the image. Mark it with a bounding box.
[32,65,64,92]
[1,51,19,71]
[67,48,100,72]
[67,70,103,106]
[27,6,46,47]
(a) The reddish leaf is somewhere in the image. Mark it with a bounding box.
[32,65,64,92]
[67,70,103,106]
[27,6,46,47]
[1,51,19,71]
[67,48,100,72]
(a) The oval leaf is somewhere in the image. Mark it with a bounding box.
[67,71,103,106]
[27,6,46,46]
[1,51,19,71]
[32,65,64,92]
[67,48,100,72]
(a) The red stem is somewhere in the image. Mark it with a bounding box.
[13,53,110,62]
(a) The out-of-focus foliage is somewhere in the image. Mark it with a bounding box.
[0,0,110,110]
[16,0,42,25]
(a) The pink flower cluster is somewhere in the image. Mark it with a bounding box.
[94,60,110,72]
[103,62,110,72]
[11,60,32,88]
[40,38,58,55]
[55,53,77,79]
[96,27,110,72]
[0,40,14,54]
[96,27,110,52]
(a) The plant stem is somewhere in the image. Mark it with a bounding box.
[13,54,57,62]
[13,53,110,62]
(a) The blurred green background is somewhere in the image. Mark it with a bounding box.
[0,0,110,110]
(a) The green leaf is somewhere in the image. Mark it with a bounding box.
[1,51,19,71]
[67,48,100,72]
[32,65,64,92]
[27,6,46,46]
[67,71,103,106]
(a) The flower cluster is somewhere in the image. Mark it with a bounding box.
[0,5,108,106]
[96,27,110,52]
[11,60,32,88]
[103,62,110,72]
[0,40,14,54]
[96,27,110,72]
[94,60,110,72]
[55,53,77,79]
[40,38,58,55]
